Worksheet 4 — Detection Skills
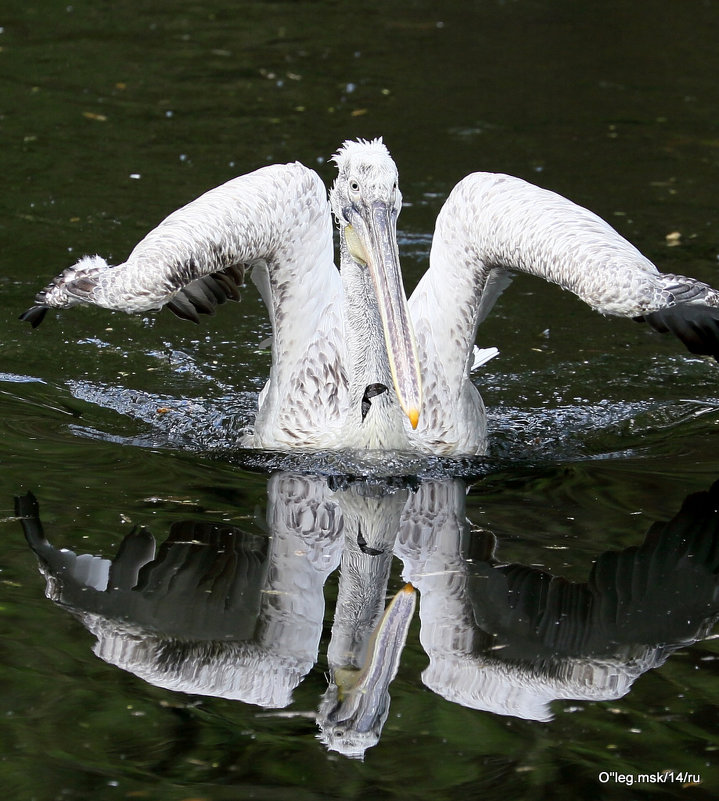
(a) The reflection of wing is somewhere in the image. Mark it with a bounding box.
[266,472,345,564]
[394,479,719,722]
[470,481,719,660]
[17,482,344,708]
[395,479,479,656]
[586,480,719,644]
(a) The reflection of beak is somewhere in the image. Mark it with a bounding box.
[334,583,416,718]
[319,583,416,758]
[345,204,422,429]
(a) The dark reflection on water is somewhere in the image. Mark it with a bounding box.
[17,473,719,760]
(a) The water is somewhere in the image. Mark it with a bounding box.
[2,0,719,798]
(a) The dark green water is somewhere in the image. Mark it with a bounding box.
[2,1,719,799]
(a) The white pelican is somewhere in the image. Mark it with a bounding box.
[22,139,719,455]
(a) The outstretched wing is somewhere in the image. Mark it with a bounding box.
[22,163,348,442]
[412,171,719,380]
[23,162,337,324]
[408,172,719,451]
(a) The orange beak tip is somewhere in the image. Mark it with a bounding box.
[408,408,420,430]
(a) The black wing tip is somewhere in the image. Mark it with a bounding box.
[165,266,244,324]
[14,490,39,519]
[166,297,201,324]
[19,305,49,328]
[642,305,719,362]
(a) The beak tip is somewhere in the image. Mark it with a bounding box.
[408,408,420,430]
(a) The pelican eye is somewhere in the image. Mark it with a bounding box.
[349,179,360,193]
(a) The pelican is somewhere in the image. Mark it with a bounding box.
[22,138,719,455]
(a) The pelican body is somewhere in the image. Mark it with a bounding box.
[22,139,719,456]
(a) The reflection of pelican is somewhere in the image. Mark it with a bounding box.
[16,475,719,755]
[22,139,719,455]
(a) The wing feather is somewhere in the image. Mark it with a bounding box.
[23,162,335,321]
[408,172,719,452]
[23,160,347,448]
[413,172,719,367]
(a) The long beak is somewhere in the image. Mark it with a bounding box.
[346,202,423,429]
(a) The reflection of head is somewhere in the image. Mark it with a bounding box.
[317,682,387,760]
[317,584,416,759]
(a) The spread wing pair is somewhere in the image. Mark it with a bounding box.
[22,139,719,455]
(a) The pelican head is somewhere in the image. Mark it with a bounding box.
[330,139,422,430]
